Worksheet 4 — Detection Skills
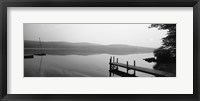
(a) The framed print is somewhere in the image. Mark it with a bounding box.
[0,0,199,101]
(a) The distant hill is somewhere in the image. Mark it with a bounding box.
[24,40,155,55]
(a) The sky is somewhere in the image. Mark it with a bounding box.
[24,24,168,48]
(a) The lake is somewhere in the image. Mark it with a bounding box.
[24,53,156,77]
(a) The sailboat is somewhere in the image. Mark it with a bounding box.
[34,37,46,56]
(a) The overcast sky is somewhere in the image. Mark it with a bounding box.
[24,24,168,48]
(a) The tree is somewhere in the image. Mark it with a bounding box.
[149,24,176,63]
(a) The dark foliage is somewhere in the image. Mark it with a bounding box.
[149,24,176,63]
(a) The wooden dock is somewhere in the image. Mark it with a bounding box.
[109,56,175,77]
[109,69,137,77]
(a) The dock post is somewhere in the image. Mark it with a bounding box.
[112,56,115,69]
[133,60,136,76]
[116,58,118,70]
[110,57,112,69]
[127,61,129,73]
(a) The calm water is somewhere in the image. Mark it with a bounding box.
[24,53,156,77]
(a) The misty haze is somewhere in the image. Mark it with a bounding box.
[24,24,176,77]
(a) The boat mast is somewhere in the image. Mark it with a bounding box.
[39,37,43,54]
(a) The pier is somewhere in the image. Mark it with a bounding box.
[109,56,175,77]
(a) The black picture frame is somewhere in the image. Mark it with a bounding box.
[0,0,199,101]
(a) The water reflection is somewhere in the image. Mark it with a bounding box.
[39,56,43,77]
[24,53,157,77]
[153,62,176,74]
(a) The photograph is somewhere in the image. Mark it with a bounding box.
[24,23,176,77]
